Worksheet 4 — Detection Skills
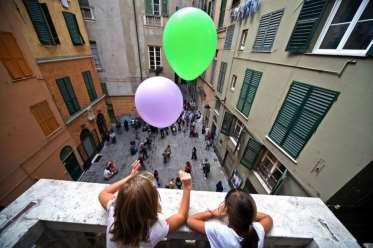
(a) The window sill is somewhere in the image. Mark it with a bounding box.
[311,50,368,57]
[251,49,272,53]
[230,87,235,91]
[265,135,298,164]
[234,107,249,121]
[83,18,96,22]
[96,67,104,72]
[214,109,220,116]
[252,171,272,194]
[65,95,105,125]
[229,136,237,147]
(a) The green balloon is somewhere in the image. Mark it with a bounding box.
[163,7,217,81]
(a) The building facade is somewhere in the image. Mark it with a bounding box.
[196,0,372,240]
[0,0,108,207]
[79,0,193,119]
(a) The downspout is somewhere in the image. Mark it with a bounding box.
[132,0,143,81]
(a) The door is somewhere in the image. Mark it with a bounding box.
[96,113,107,139]
[80,129,96,158]
[60,146,83,181]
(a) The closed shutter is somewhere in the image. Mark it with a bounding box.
[221,111,233,135]
[0,32,32,79]
[30,101,59,136]
[56,77,81,115]
[224,25,235,49]
[218,0,227,28]
[63,12,84,45]
[236,69,262,117]
[253,9,284,52]
[207,1,212,16]
[162,0,168,16]
[286,0,328,53]
[269,81,339,158]
[78,0,89,7]
[82,71,97,101]
[217,62,227,93]
[23,0,55,45]
[145,0,153,15]
[241,138,263,169]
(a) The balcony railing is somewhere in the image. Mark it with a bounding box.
[144,15,162,26]
[0,179,359,247]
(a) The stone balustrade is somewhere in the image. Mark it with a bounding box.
[0,179,359,247]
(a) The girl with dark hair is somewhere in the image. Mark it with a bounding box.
[187,189,273,248]
[98,160,192,247]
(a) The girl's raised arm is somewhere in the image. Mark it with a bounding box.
[98,160,141,210]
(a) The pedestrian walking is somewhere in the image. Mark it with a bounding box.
[191,147,197,160]
[216,181,224,192]
[202,158,210,179]
[123,119,129,131]
[185,161,192,174]
[110,129,116,144]
[154,170,160,186]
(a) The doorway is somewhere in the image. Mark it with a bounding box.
[96,113,107,139]
[60,146,83,181]
[80,128,96,158]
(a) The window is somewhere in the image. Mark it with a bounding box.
[214,98,221,113]
[230,119,243,142]
[217,62,227,93]
[145,0,168,16]
[268,82,339,159]
[210,59,216,85]
[313,0,373,56]
[236,69,262,117]
[23,0,59,45]
[252,9,284,52]
[230,74,237,90]
[30,101,59,136]
[218,0,227,28]
[81,7,94,20]
[210,0,216,18]
[221,111,233,135]
[63,12,84,45]
[231,0,240,8]
[82,71,97,101]
[256,150,287,191]
[0,32,32,80]
[148,46,161,70]
[241,138,263,170]
[90,41,102,69]
[224,25,235,49]
[56,77,81,115]
[239,29,248,50]
[286,0,328,53]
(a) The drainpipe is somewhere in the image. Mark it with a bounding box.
[132,0,143,81]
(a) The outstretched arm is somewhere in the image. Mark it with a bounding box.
[98,160,140,210]
[187,204,226,234]
[166,171,192,232]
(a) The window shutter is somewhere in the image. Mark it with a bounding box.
[236,69,262,117]
[207,1,212,16]
[224,25,235,49]
[221,111,233,135]
[145,0,153,15]
[78,0,89,7]
[56,77,81,115]
[23,0,54,45]
[64,77,81,112]
[269,82,338,158]
[218,0,227,28]
[82,71,97,101]
[286,0,328,53]
[161,0,168,17]
[240,138,262,169]
[63,12,84,45]
[217,62,227,93]
[253,9,284,52]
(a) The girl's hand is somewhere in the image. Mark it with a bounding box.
[129,160,141,178]
[179,170,192,191]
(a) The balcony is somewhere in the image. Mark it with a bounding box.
[144,15,162,26]
[0,179,359,247]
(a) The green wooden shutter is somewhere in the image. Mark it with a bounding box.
[241,138,262,169]
[218,0,227,28]
[269,81,339,158]
[236,69,262,117]
[221,111,233,135]
[63,12,84,45]
[217,62,227,93]
[23,0,54,45]
[145,0,153,15]
[57,77,80,115]
[286,0,328,53]
[82,71,97,101]
[224,24,235,49]
[161,0,168,16]
[78,0,89,7]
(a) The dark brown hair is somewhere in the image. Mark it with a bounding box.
[225,189,258,248]
[110,172,160,246]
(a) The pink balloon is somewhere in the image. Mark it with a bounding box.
[135,76,183,128]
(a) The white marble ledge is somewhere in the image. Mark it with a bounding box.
[0,179,359,248]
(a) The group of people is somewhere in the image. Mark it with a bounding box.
[103,160,118,180]
[99,160,273,248]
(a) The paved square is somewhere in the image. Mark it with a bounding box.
[79,112,229,193]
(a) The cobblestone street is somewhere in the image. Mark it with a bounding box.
[80,89,229,192]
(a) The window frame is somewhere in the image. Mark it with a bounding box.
[30,100,59,136]
[81,6,95,20]
[214,98,221,114]
[89,41,102,69]
[152,0,161,16]
[313,0,373,56]
[230,74,237,91]
[239,29,248,50]
[148,46,162,70]
[230,119,244,143]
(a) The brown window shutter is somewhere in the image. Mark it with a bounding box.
[30,101,59,136]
